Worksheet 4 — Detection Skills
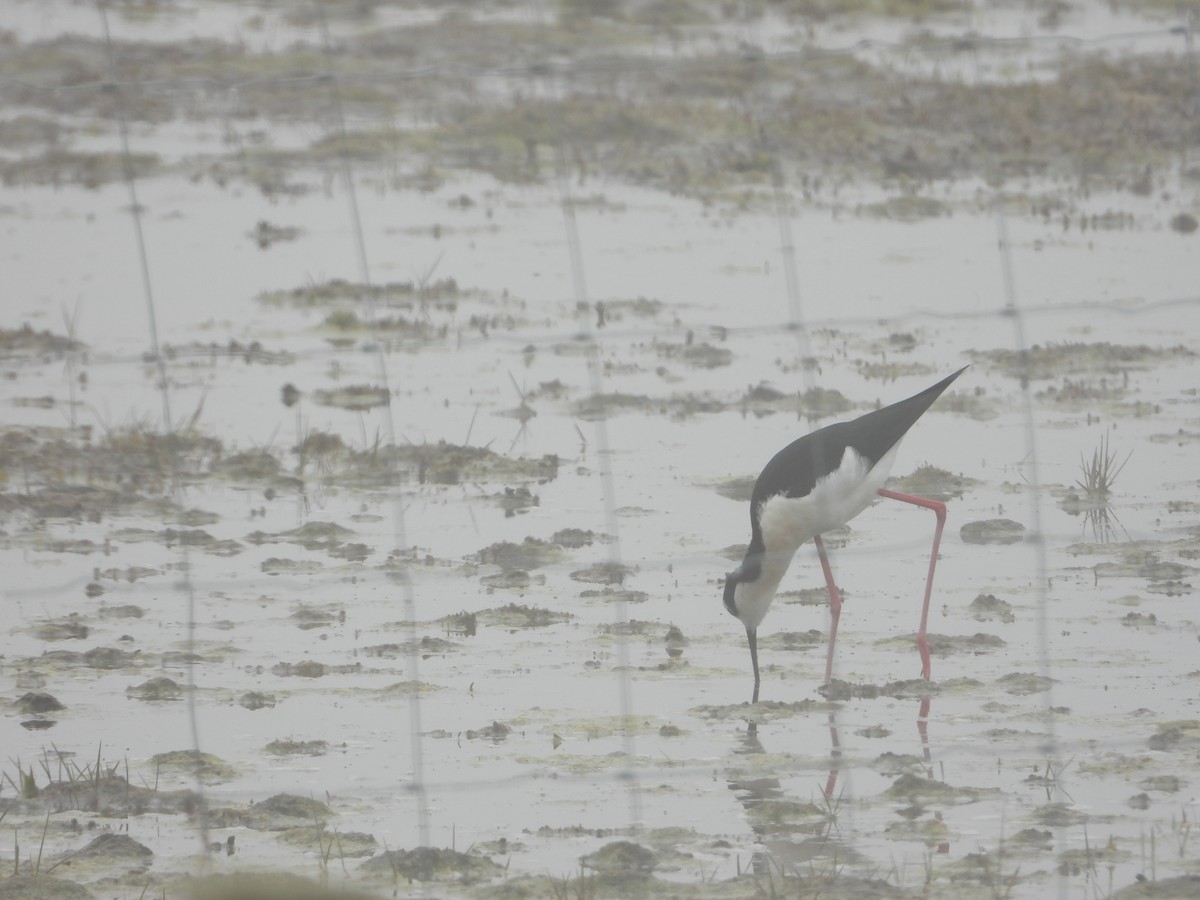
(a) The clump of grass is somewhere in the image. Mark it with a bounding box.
[550,865,595,900]
[1077,432,1130,502]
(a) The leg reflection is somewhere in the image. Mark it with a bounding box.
[824,708,841,800]
[917,696,950,855]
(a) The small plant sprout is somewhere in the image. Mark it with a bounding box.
[1077,431,1131,502]
[1065,432,1131,542]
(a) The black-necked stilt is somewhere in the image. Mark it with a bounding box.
[723,367,966,703]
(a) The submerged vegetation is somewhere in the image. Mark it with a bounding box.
[0,2,1195,208]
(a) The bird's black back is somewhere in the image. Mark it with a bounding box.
[746,366,966,550]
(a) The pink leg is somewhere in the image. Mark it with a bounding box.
[814,534,841,685]
[876,488,947,680]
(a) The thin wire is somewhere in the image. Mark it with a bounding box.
[315,7,429,848]
[964,2,1061,895]
[1182,3,1199,172]
[97,0,209,854]
[553,141,643,831]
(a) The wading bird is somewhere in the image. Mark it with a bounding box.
[723,367,966,702]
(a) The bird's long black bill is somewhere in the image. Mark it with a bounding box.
[748,627,759,704]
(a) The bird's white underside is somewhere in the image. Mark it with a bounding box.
[733,442,901,631]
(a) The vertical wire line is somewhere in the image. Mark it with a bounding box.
[1181,3,1198,173]
[729,32,862,853]
[553,138,643,830]
[746,48,856,834]
[966,2,1061,895]
[994,209,1055,731]
[768,149,813,371]
[995,190,1062,897]
[97,0,209,853]
[315,8,429,847]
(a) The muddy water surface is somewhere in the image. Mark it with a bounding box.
[2,2,1200,898]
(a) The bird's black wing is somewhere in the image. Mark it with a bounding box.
[745,424,851,552]
[744,366,966,548]
[835,366,966,466]
[751,426,849,508]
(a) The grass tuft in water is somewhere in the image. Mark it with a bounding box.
[1077,432,1131,502]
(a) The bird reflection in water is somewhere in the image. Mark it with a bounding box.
[728,695,948,880]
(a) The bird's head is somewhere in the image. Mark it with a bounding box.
[723,553,763,623]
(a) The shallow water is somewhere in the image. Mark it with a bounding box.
[2,2,1200,898]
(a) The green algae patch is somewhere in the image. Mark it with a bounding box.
[937,677,986,693]
[894,632,1007,658]
[394,442,559,485]
[285,439,558,487]
[1011,828,1055,849]
[475,537,567,571]
[248,522,363,560]
[970,593,1016,623]
[257,277,462,310]
[476,603,572,628]
[363,636,459,658]
[261,557,324,575]
[549,714,666,741]
[886,773,991,804]
[376,680,443,697]
[275,828,377,858]
[264,740,328,757]
[883,813,952,844]
[797,386,854,418]
[961,518,1026,544]
[1031,802,1091,827]
[570,561,633,584]
[972,343,1195,381]
[871,752,928,777]
[464,721,513,743]
[0,149,160,188]
[312,384,390,411]
[15,692,66,714]
[360,846,502,883]
[654,340,732,369]
[1079,753,1155,778]
[0,874,94,899]
[572,392,654,420]
[943,851,1032,894]
[149,750,237,783]
[760,629,823,651]
[889,464,981,502]
[552,527,597,548]
[740,797,830,834]
[1138,774,1185,793]
[244,794,333,830]
[270,660,336,678]
[692,698,826,721]
[581,840,656,873]
[0,324,84,360]
[183,873,383,900]
[821,678,942,701]
[863,193,949,221]
[75,832,153,861]
[1149,720,1200,752]
[1112,875,1200,898]
[996,672,1058,695]
[126,677,184,701]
